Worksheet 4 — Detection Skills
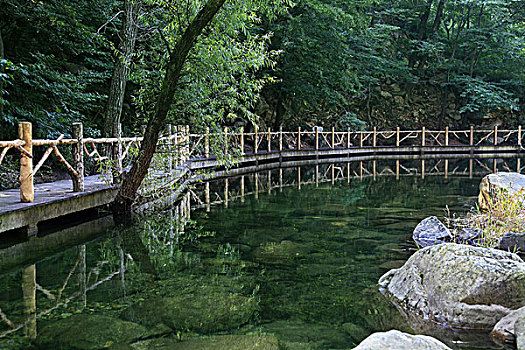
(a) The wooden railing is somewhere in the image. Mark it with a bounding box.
[1,122,522,204]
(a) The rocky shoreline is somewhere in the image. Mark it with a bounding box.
[356,172,525,350]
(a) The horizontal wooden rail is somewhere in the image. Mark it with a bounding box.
[1,122,523,204]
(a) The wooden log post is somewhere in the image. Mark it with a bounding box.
[518,158,521,174]
[315,127,319,150]
[445,126,449,146]
[518,125,522,146]
[421,127,426,146]
[359,131,363,148]
[396,127,400,147]
[373,127,377,147]
[224,178,229,208]
[72,122,84,192]
[267,127,271,153]
[298,127,301,150]
[167,124,173,171]
[347,129,351,148]
[185,125,190,163]
[19,122,34,203]
[115,122,123,177]
[331,164,335,185]
[205,127,210,158]
[224,126,228,154]
[240,127,244,155]
[373,160,377,180]
[469,159,473,179]
[470,125,474,146]
[331,127,335,149]
[421,160,425,179]
[494,125,498,146]
[279,126,283,152]
[205,182,210,212]
[254,125,259,154]
[241,175,245,203]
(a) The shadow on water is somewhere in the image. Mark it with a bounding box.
[0,157,520,349]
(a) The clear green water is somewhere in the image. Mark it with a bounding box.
[0,161,514,349]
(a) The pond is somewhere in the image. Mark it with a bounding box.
[0,159,518,349]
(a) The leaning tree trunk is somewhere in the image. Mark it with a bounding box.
[103,0,141,139]
[112,0,227,218]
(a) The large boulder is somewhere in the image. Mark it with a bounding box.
[491,306,525,344]
[36,314,149,349]
[352,330,452,350]
[479,172,525,210]
[379,243,525,329]
[412,216,452,247]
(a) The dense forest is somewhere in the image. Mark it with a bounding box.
[0,0,523,140]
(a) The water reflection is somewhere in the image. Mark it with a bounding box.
[0,158,519,349]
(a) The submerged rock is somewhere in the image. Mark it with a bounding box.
[252,240,310,264]
[121,292,257,333]
[479,172,525,210]
[36,314,149,350]
[132,334,279,350]
[491,306,525,344]
[378,243,525,329]
[352,330,452,350]
[412,216,451,247]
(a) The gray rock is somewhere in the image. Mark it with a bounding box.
[479,172,525,210]
[516,309,525,350]
[497,232,525,252]
[394,96,405,104]
[491,306,525,344]
[352,330,452,350]
[36,314,149,350]
[380,91,393,99]
[379,243,525,329]
[412,216,452,247]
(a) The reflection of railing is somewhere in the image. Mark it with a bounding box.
[190,158,522,211]
[0,245,122,339]
[1,122,523,203]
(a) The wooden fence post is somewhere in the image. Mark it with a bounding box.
[240,127,244,155]
[224,126,228,153]
[267,127,271,152]
[72,122,84,192]
[347,128,351,148]
[279,126,283,151]
[205,127,210,158]
[470,126,474,146]
[445,126,449,146]
[19,122,34,203]
[315,127,319,150]
[494,125,498,146]
[373,127,377,147]
[396,127,400,147]
[185,125,190,163]
[167,124,173,171]
[331,127,335,149]
[518,125,522,146]
[254,125,258,154]
[359,131,363,148]
[421,126,426,146]
[115,123,123,180]
[298,127,301,150]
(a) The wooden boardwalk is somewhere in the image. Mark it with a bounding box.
[1,122,524,235]
[0,175,116,233]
